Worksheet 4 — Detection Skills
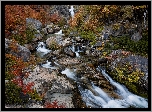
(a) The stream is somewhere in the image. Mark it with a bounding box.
[34,5,148,108]
[36,40,148,108]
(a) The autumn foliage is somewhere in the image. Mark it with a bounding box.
[5,5,61,44]
[44,100,66,108]
[5,39,38,104]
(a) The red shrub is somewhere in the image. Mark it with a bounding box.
[44,100,66,108]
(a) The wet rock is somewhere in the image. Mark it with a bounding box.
[98,58,108,64]
[5,38,31,62]
[64,47,76,57]
[20,92,30,101]
[46,25,54,34]
[26,18,42,30]
[103,33,109,40]
[45,24,55,34]
[75,36,81,42]
[72,86,88,108]
[52,49,62,55]
[54,25,61,33]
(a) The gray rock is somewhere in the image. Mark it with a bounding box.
[5,38,31,62]
[103,33,109,40]
[131,32,142,41]
[26,18,42,30]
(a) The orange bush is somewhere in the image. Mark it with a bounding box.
[5,5,50,40]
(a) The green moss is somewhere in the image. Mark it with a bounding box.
[25,28,37,44]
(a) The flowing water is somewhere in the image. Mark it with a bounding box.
[61,67,148,108]
[36,31,148,108]
[36,41,148,108]
[70,43,81,58]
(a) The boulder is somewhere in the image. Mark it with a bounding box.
[26,18,42,30]
[46,36,60,49]
[5,38,31,62]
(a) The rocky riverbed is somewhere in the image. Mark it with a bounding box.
[5,5,149,108]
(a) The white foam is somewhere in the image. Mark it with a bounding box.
[55,30,64,36]
[78,85,106,107]
[61,68,77,80]
[36,42,51,55]
[41,60,57,69]
[75,52,80,57]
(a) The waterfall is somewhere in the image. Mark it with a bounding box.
[143,9,148,28]
[97,67,130,98]
[97,66,148,108]
[69,5,75,19]
[61,66,148,108]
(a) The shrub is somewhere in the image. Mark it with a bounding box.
[44,100,66,108]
